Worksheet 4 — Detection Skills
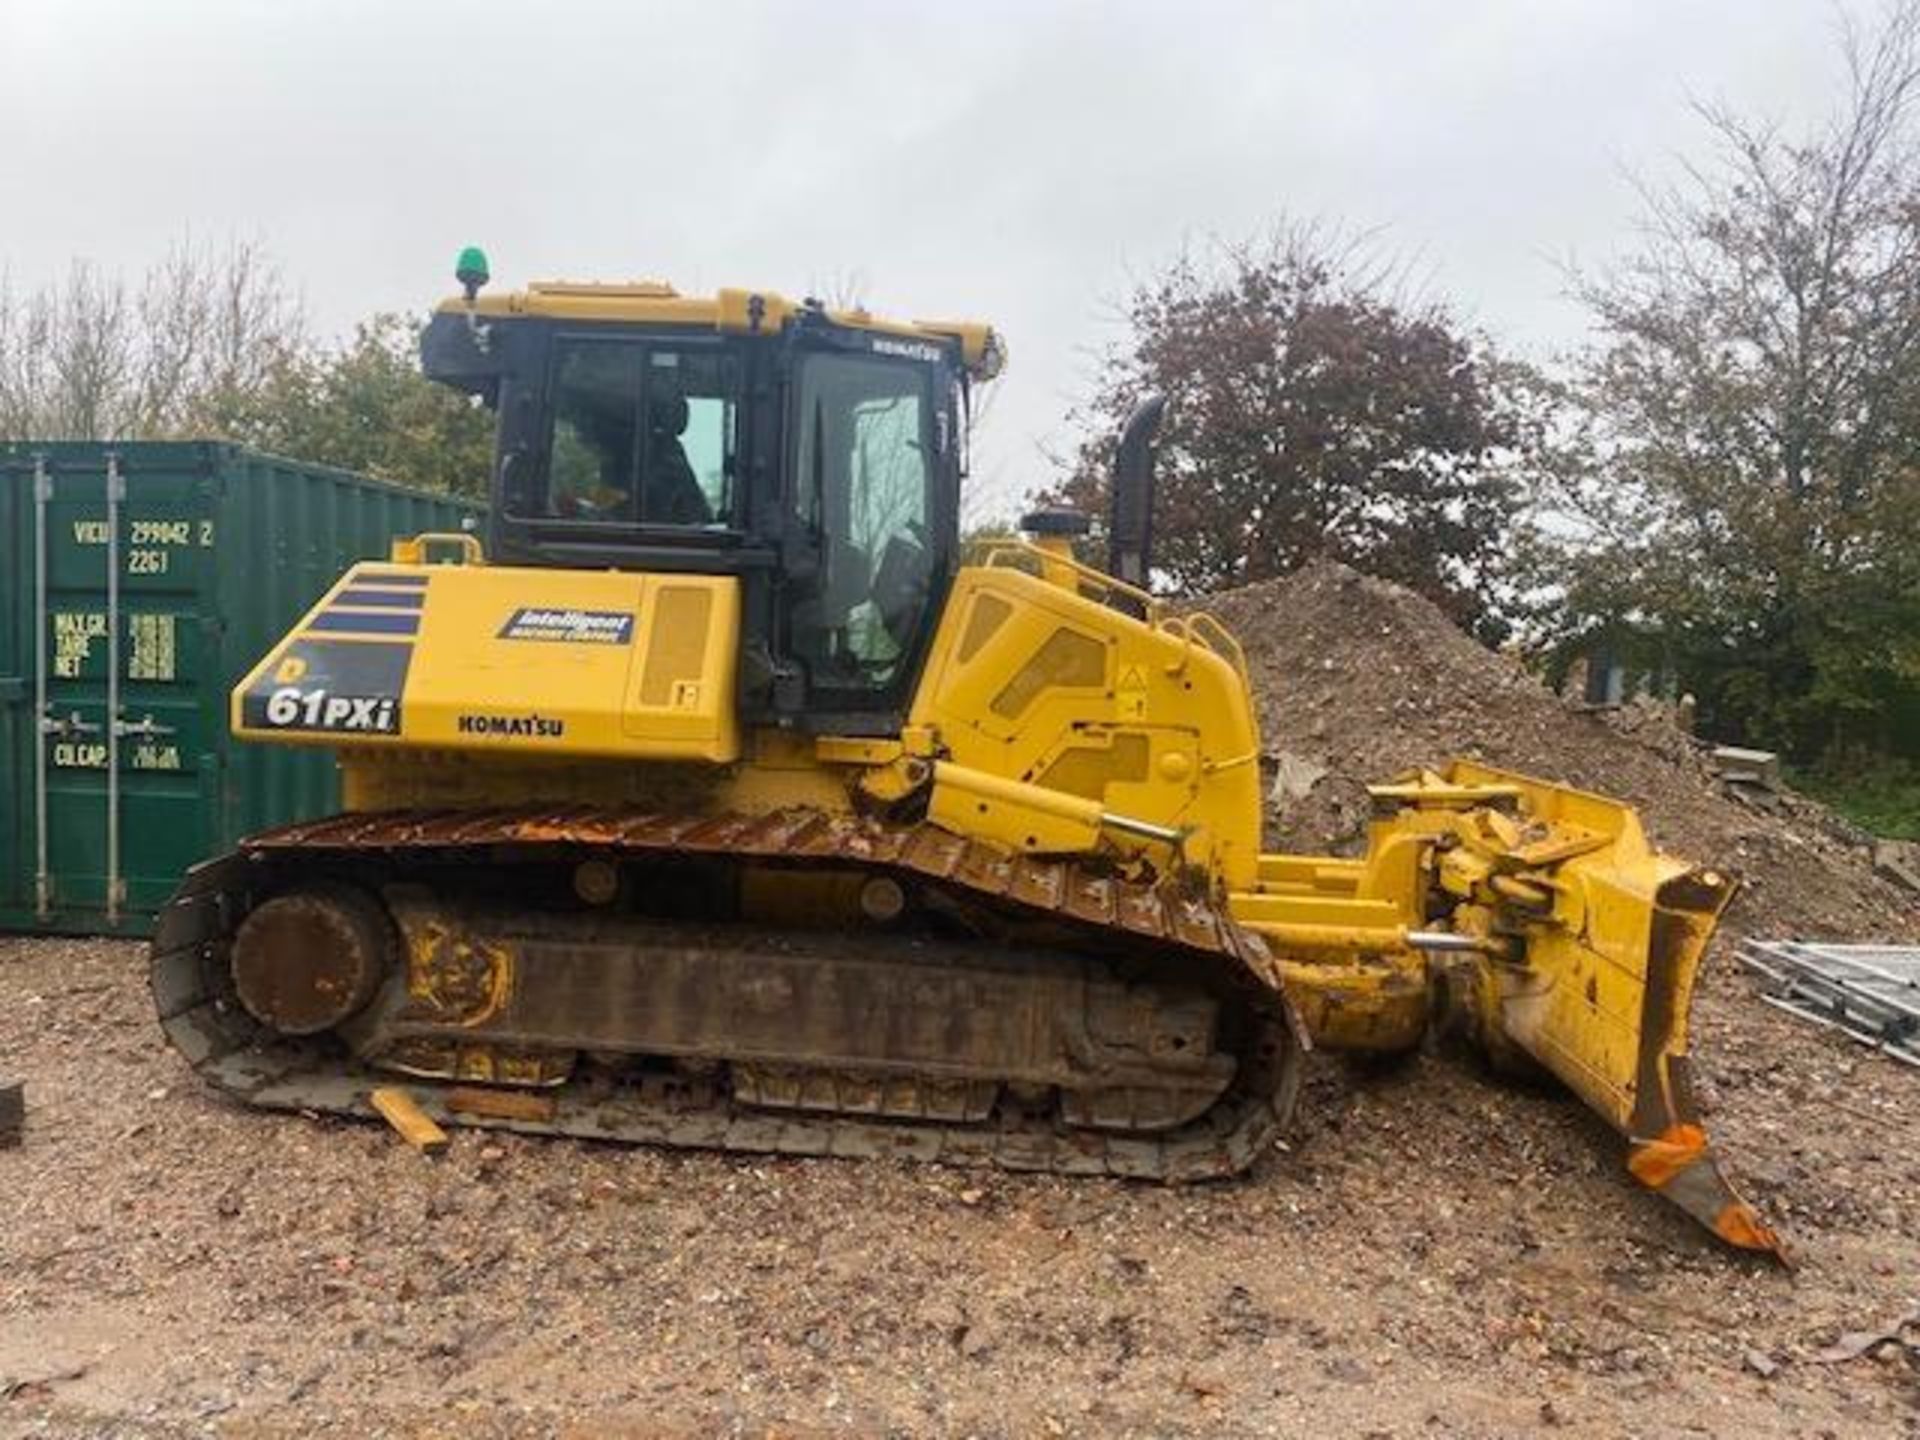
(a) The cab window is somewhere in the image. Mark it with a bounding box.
[535,340,737,526]
[791,353,936,691]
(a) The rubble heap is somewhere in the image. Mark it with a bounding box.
[1200,560,1919,941]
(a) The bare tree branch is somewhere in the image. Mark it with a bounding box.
[0,236,306,441]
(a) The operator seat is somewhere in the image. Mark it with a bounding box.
[644,392,713,525]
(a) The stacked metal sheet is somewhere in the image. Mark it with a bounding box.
[1737,940,1920,1067]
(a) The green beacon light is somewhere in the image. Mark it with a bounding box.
[455,246,491,302]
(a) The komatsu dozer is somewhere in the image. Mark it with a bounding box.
[150,252,1780,1256]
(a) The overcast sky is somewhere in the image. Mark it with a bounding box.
[0,0,1861,516]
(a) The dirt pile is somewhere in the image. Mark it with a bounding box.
[1201,560,1920,942]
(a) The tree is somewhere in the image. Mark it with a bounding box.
[0,238,305,440]
[1538,1,1920,762]
[216,313,495,498]
[0,243,488,497]
[1052,228,1537,634]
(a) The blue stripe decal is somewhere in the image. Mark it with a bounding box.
[309,610,421,636]
[335,587,428,609]
[353,572,431,587]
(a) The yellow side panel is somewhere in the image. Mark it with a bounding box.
[1035,733,1150,799]
[232,561,740,763]
[908,565,1264,887]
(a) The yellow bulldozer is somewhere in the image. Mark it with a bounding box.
[150,251,1779,1256]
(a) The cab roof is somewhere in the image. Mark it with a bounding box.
[437,279,1006,380]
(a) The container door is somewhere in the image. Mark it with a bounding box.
[39,451,216,930]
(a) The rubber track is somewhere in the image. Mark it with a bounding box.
[149,806,1306,1181]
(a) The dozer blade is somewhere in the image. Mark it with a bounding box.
[1440,762,1785,1260]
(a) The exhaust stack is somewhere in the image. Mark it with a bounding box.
[1108,392,1167,591]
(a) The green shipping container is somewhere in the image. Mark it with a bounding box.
[0,441,482,936]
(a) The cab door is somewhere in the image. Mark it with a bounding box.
[783,344,956,732]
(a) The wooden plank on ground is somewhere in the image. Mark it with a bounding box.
[444,1086,558,1123]
[369,1086,448,1154]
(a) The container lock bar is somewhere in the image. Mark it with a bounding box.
[105,452,125,922]
[31,454,50,920]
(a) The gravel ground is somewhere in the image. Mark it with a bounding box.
[2,930,1915,1438]
[3,562,1917,1436]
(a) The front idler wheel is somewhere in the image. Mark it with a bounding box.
[229,883,393,1035]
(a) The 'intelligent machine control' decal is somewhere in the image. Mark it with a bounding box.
[497,607,635,645]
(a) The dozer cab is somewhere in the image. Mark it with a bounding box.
[150,252,1779,1256]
